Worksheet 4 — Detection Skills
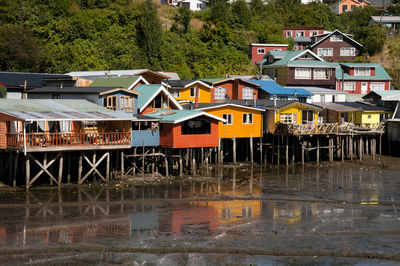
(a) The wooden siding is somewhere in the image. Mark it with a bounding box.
[275,105,319,125]
[131,130,160,147]
[100,91,137,113]
[251,45,288,63]
[211,80,234,102]
[235,80,259,100]
[336,80,390,94]
[0,122,6,149]
[172,84,212,103]
[203,106,263,138]
[310,37,361,62]
[160,121,219,148]
[287,67,336,89]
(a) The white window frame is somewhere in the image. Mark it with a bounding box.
[280,113,296,124]
[257,48,266,54]
[343,82,355,91]
[214,86,226,100]
[370,82,385,91]
[286,30,292,37]
[330,35,343,42]
[295,68,311,80]
[296,31,305,37]
[170,89,180,98]
[310,30,318,36]
[242,113,253,124]
[222,114,233,125]
[340,47,355,56]
[190,87,199,98]
[313,68,330,80]
[354,67,370,76]
[317,48,333,57]
[242,87,253,100]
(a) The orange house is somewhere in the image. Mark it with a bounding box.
[146,109,224,148]
[332,0,371,15]
[201,78,260,102]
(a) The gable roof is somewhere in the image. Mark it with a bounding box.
[145,109,225,124]
[162,79,213,89]
[0,99,133,122]
[263,49,339,68]
[336,63,391,80]
[134,84,183,112]
[99,88,141,96]
[309,30,363,49]
[200,78,233,85]
[250,80,313,96]
[362,90,400,101]
[89,76,148,90]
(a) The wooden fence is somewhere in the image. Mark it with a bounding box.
[274,122,385,135]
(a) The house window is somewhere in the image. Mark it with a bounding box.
[104,96,117,110]
[223,114,233,125]
[181,118,211,135]
[354,67,370,76]
[286,31,292,37]
[317,48,333,57]
[342,5,348,13]
[120,96,134,112]
[214,87,226,100]
[280,113,296,124]
[301,109,314,124]
[132,121,158,131]
[257,48,266,54]
[343,82,355,91]
[52,94,60,99]
[170,89,180,98]
[340,48,355,56]
[314,68,330,80]
[296,31,305,37]
[151,94,169,109]
[351,4,356,10]
[370,82,385,91]
[242,113,253,124]
[310,30,318,36]
[190,87,199,97]
[295,68,311,79]
[242,87,253,100]
[330,35,343,42]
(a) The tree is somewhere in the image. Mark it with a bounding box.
[171,6,192,34]
[136,0,163,68]
[231,0,251,28]
[210,0,231,25]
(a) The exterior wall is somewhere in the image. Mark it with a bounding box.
[310,36,361,62]
[131,130,160,147]
[211,81,234,102]
[282,28,324,38]
[141,105,174,115]
[0,121,6,149]
[204,106,263,138]
[160,121,219,148]
[275,104,319,125]
[172,84,212,103]
[336,0,370,15]
[236,80,259,100]
[251,45,288,63]
[276,67,290,86]
[287,67,336,89]
[100,91,138,113]
[131,80,146,90]
[311,93,346,103]
[6,90,22,99]
[336,80,390,94]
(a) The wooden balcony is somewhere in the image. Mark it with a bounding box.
[6,131,131,152]
[274,122,385,135]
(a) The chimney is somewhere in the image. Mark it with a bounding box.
[194,86,200,108]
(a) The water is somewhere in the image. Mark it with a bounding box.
[0,159,399,265]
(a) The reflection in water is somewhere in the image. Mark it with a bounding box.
[0,164,399,264]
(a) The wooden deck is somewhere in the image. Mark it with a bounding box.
[6,131,131,152]
[274,123,385,135]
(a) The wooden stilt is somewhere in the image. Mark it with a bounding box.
[106,151,110,184]
[250,135,254,164]
[179,149,183,177]
[78,152,83,184]
[233,137,237,165]
[317,137,320,165]
[58,153,64,187]
[285,135,289,166]
[67,152,71,184]
[8,152,12,185]
[329,137,333,162]
[259,137,263,164]
[271,135,275,165]
[341,137,344,162]
[379,134,382,155]
[291,136,295,164]
[201,148,204,165]
[25,154,30,189]
[277,135,280,165]
[121,150,125,179]
[359,137,363,161]
[192,157,196,176]
[142,145,145,175]
[301,140,305,166]
[152,148,155,175]
[13,152,19,186]
[165,155,169,177]
[350,135,353,161]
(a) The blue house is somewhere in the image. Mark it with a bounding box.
[249,80,313,103]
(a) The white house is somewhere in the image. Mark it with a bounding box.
[288,86,347,103]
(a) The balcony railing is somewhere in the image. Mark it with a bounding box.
[274,122,385,135]
[6,131,131,149]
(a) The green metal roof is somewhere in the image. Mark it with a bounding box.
[336,64,391,80]
[146,109,203,123]
[268,50,289,58]
[89,77,140,89]
[367,90,400,97]
[134,84,164,110]
[0,99,108,112]
[264,50,338,68]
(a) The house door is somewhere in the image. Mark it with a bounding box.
[301,110,314,124]
[361,82,368,94]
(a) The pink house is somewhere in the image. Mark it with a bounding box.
[251,43,289,63]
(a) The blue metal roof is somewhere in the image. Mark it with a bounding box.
[249,80,313,96]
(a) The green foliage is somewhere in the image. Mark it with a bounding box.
[231,0,251,28]
[171,6,192,34]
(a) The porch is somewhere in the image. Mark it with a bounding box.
[274,122,385,135]
[6,131,131,152]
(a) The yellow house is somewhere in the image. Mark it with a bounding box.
[314,102,392,127]
[195,103,264,138]
[262,100,321,133]
[163,80,213,104]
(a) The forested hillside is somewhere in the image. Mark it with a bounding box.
[0,0,396,84]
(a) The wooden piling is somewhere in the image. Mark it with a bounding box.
[121,150,125,179]
[301,141,305,166]
[259,137,263,164]
[58,153,63,186]
[250,135,254,164]
[106,151,110,183]
[78,152,83,184]
[233,137,237,165]
[341,137,345,162]
[317,137,320,165]
[67,152,71,183]
[350,135,353,161]
[25,154,30,189]
[179,150,183,177]
[285,135,289,166]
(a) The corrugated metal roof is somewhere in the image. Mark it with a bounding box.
[0,99,132,121]
[134,84,164,110]
[370,15,400,23]
[346,94,364,102]
[289,86,347,95]
[264,50,338,68]
[89,77,139,89]
[293,37,312,43]
[200,78,232,85]
[250,80,312,96]
[28,86,119,94]
[314,101,391,112]
[0,72,71,88]
[146,109,224,123]
[363,90,400,100]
